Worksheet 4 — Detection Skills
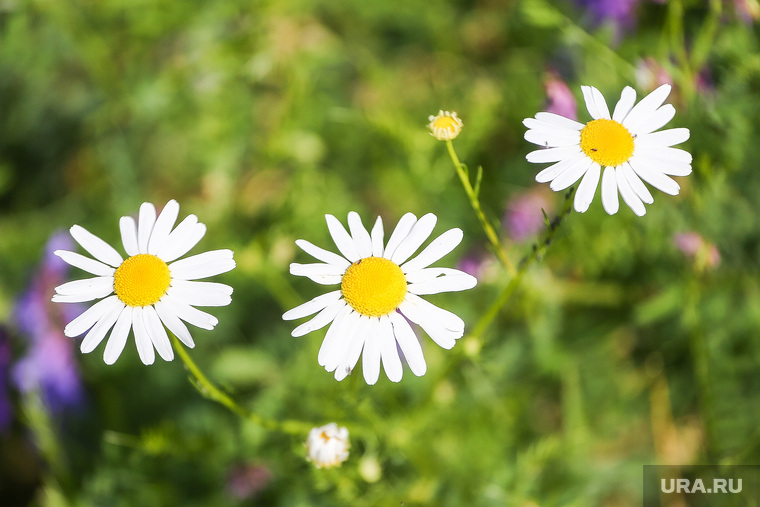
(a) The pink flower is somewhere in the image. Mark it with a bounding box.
[504,187,555,242]
[673,232,720,270]
[544,72,577,121]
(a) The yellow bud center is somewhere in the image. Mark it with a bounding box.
[113,254,171,307]
[432,116,459,132]
[580,119,635,167]
[341,257,407,317]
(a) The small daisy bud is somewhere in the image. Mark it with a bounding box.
[428,110,463,141]
[305,423,350,469]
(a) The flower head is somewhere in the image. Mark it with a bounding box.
[283,212,477,385]
[52,200,235,365]
[523,84,691,216]
[305,423,349,469]
[428,110,463,141]
[504,187,555,242]
[673,232,720,270]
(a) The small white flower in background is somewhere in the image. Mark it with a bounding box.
[305,423,349,469]
[428,110,463,141]
[523,84,691,216]
[283,212,477,385]
[52,200,235,365]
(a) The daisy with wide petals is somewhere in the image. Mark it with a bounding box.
[52,200,235,365]
[524,84,691,216]
[283,212,477,385]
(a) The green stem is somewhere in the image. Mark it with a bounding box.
[445,140,517,277]
[470,186,576,341]
[170,334,312,435]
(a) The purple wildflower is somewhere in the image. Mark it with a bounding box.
[226,463,272,500]
[12,231,84,412]
[504,187,555,242]
[574,0,641,38]
[0,327,13,431]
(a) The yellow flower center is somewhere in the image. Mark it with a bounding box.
[341,257,407,317]
[580,119,635,167]
[432,115,460,133]
[113,254,171,307]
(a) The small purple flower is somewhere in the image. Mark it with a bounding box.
[544,72,577,121]
[673,232,721,270]
[226,463,272,500]
[12,231,84,412]
[504,187,555,242]
[0,327,13,431]
[574,0,641,31]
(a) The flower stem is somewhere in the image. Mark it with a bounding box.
[170,334,312,435]
[445,140,517,277]
[471,186,576,340]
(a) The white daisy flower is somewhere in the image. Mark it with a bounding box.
[428,110,463,140]
[523,84,692,216]
[52,200,235,365]
[283,212,477,385]
[305,423,350,469]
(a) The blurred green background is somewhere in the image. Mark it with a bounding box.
[1,0,759,505]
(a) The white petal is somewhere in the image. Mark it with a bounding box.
[148,199,180,255]
[294,239,351,270]
[137,202,157,254]
[53,277,114,303]
[161,295,218,330]
[119,217,139,257]
[623,163,654,204]
[405,267,471,284]
[403,294,465,333]
[292,300,346,337]
[524,129,580,148]
[549,157,592,192]
[334,313,367,381]
[347,211,372,258]
[318,306,354,370]
[636,128,690,148]
[390,213,437,265]
[401,228,463,273]
[534,111,584,131]
[399,298,460,350]
[379,316,402,382]
[644,147,692,164]
[659,162,692,177]
[132,307,156,365]
[523,117,582,136]
[283,290,343,321]
[64,295,121,338]
[362,319,382,385]
[168,249,235,280]
[630,104,675,136]
[389,311,426,377]
[383,213,417,261]
[526,146,582,164]
[167,280,232,308]
[80,300,125,354]
[629,157,681,195]
[70,225,123,267]
[573,162,601,213]
[325,214,360,262]
[154,299,195,348]
[535,153,586,183]
[156,215,206,263]
[582,85,611,120]
[289,263,345,285]
[601,166,620,215]
[612,86,637,123]
[143,305,174,361]
[616,167,646,216]
[622,84,671,131]
[407,272,477,295]
[370,217,384,257]
[54,250,114,277]
[103,306,132,365]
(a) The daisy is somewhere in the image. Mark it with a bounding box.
[428,110,463,141]
[305,423,350,469]
[283,212,477,385]
[523,84,691,216]
[52,200,235,365]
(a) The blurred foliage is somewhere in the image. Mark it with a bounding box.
[1,0,760,505]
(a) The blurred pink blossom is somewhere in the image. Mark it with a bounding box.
[673,232,721,270]
[635,58,673,92]
[226,463,272,500]
[544,73,577,120]
[504,187,555,242]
